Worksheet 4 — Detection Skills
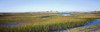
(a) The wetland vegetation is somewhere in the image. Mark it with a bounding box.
[0,13,100,32]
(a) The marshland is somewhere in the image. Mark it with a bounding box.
[0,12,100,32]
[1,0,100,32]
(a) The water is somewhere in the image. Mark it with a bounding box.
[49,19,100,32]
[84,19,100,26]
[0,22,27,27]
[58,13,79,16]
[58,13,93,16]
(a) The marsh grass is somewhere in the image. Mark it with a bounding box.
[0,19,94,32]
[64,24,100,32]
[0,13,100,32]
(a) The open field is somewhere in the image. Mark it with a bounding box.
[0,13,100,32]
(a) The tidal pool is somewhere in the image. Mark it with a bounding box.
[0,22,27,27]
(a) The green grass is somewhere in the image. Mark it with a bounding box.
[0,13,100,32]
[0,18,94,32]
[64,24,100,32]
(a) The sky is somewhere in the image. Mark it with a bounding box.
[0,0,100,12]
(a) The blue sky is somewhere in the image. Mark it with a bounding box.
[0,0,100,12]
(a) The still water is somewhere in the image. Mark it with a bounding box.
[58,13,93,16]
[0,22,27,27]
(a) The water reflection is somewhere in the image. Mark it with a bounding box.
[0,22,27,27]
[84,19,100,26]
